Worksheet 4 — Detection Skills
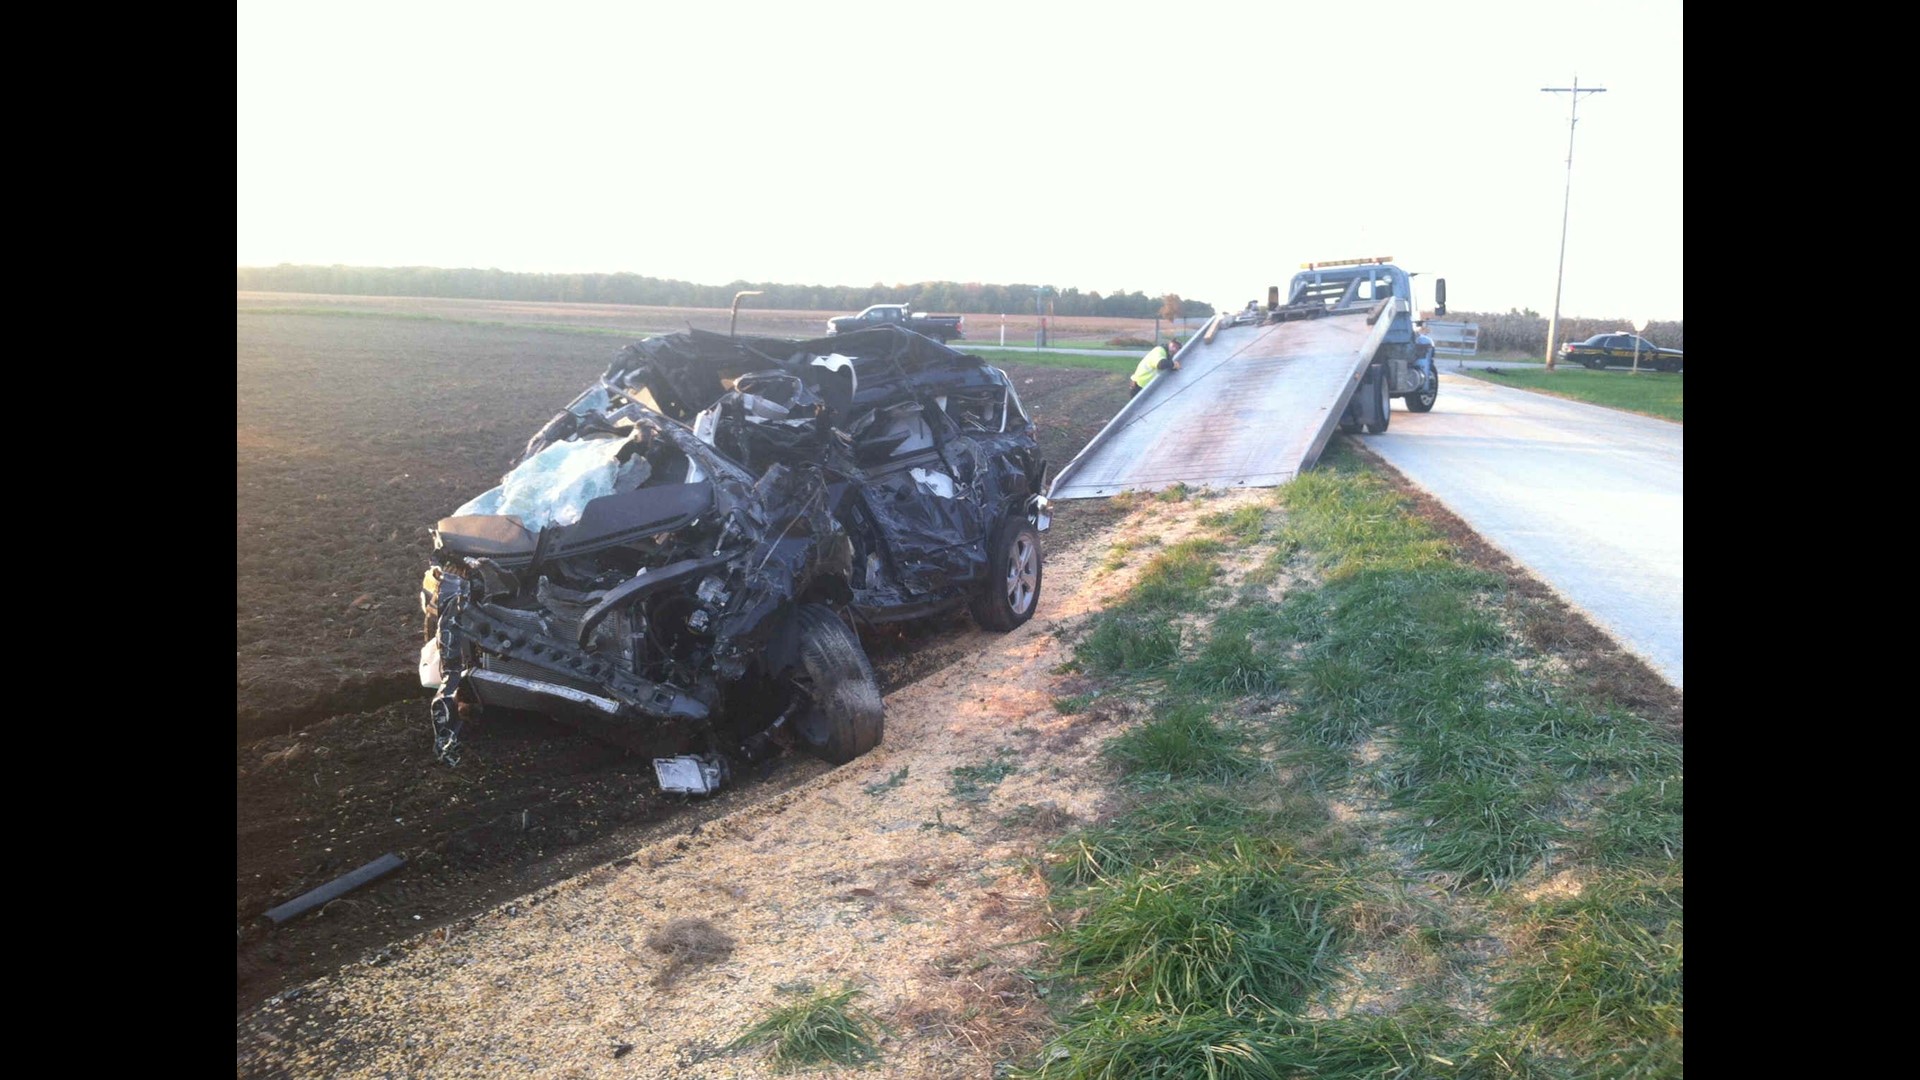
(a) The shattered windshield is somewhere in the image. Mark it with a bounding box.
[454,435,650,531]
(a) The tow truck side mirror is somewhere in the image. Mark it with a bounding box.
[1434,279,1447,317]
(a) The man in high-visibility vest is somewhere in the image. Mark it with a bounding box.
[1130,340,1182,398]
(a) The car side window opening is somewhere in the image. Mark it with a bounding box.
[858,402,935,457]
[941,386,1009,432]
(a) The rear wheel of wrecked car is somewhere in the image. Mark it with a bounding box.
[970,516,1042,632]
[791,604,885,765]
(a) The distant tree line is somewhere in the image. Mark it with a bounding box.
[1450,309,1684,356]
[235,264,1216,319]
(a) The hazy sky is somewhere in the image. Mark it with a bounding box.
[237,1,1682,320]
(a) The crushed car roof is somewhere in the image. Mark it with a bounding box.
[606,325,1011,423]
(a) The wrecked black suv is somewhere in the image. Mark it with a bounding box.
[420,325,1049,780]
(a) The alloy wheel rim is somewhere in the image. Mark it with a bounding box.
[1005,536,1037,614]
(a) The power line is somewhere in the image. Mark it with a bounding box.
[1541,76,1606,370]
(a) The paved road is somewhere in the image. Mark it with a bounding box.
[1363,373,1683,689]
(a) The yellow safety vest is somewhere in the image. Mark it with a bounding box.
[1131,347,1169,389]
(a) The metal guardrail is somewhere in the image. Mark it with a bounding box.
[1428,320,1479,356]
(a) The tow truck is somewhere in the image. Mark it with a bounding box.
[1049,257,1446,499]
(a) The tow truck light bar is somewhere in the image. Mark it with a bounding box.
[1299,256,1395,270]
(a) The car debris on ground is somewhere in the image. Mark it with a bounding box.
[263,853,408,926]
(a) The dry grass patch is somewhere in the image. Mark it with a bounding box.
[896,865,1060,1072]
[645,916,738,989]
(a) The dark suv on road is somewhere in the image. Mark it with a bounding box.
[420,326,1049,773]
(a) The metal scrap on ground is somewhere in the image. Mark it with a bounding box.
[263,853,407,926]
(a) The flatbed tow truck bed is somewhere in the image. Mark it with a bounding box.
[1047,304,1397,499]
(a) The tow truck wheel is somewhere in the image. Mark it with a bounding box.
[1364,370,1391,434]
[970,516,1042,631]
[791,604,884,765]
[1405,374,1438,413]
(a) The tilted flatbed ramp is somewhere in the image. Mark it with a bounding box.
[1048,305,1398,499]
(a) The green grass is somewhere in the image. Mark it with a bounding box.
[1053,692,1097,715]
[964,347,1137,373]
[1173,601,1291,696]
[1273,466,1461,581]
[1469,351,1548,363]
[1074,614,1183,676]
[1389,774,1573,888]
[1124,538,1225,611]
[1589,774,1684,865]
[1019,1004,1551,1080]
[919,810,965,835]
[1494,874,1683,1077]
[1056,844,1357,1015]
[1046,337,1133,348]
[950,754,1019,803]
[1041,336,1157,350]
[1200,504,1270,544]
[862,766,909,797]
[1047,791,1332,889]
[1098,533,1161,573]
[1018,440,1680,1077]
[1101,702,1258,783]
[730,985,885,1069]
[1458,367,1683,423]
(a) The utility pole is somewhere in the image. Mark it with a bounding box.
[1541,76,1606,370]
